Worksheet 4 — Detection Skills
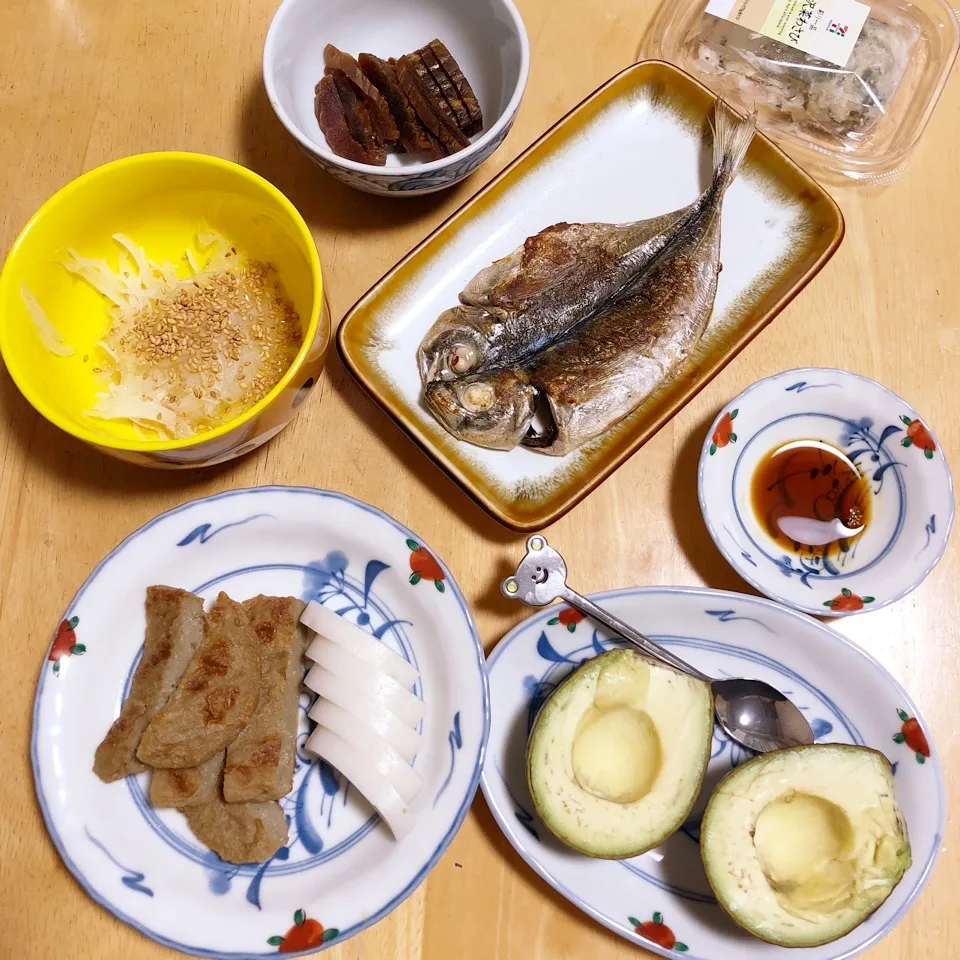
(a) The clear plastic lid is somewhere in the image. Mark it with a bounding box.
[644,0,959,182]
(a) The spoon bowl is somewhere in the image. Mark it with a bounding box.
[503,535,814,754]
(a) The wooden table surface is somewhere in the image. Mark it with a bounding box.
[1,0,956,957]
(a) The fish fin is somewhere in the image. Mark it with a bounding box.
[711,102,756,193]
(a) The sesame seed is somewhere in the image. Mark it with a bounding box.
[96,258,302,436]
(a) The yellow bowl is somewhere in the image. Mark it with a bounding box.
[0,152,326,468]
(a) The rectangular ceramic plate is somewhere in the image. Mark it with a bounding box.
[338,61,844,531]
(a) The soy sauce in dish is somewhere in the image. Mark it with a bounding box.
[751,441,871,560]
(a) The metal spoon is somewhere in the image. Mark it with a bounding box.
[501,535,814,754]
[777,515,864,546]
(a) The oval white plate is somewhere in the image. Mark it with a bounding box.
[32,486,488,959]
[698,368,954,616]
[480,587,944,960]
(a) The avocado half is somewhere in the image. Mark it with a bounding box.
[701,743,912,947]
[526,647,714,859]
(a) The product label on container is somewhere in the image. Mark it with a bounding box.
[705,0,870,67]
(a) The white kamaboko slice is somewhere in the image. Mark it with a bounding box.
[309,699,422,803]
[305,727,415,841]
[304,644,424,728]
[307,682,422,762]
[301,601,419,689]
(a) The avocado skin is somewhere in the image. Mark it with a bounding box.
[526,648,714,859]
[700,743,912,948]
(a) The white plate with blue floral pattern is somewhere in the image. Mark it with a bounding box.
[698,368,954,617]
[479,586,944,960]
[32,486,488,959]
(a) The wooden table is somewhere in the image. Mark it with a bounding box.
[1,0,956,957]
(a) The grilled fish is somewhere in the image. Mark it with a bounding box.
[418,212,687,383]
[424,105,755,455]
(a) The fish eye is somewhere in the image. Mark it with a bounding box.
[448,343,478,375]
[459,382,496,412]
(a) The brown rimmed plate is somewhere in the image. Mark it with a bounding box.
[338,60,844,531]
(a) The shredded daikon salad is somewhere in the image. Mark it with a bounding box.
[58,224,302,439]
[21,286,76,356]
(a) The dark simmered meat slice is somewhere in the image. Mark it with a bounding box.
[408,52,469,146]
[395,55,468,154]
[428,39,482,135]
[359,53,444,159]
[323,43,398,145]
[419,46,471,135]
[328,70,386,165]
[315,75,370,164]
[421,125,448,160]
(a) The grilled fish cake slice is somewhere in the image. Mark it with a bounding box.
[93,586,204,783]
[223,596,307,803]
[137,593,261,768]
[150,751,225,808]
[183,794,288,864]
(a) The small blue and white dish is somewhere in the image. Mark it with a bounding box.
[698,368,954,617]
[263,0,529,196]
[31,487,488,958]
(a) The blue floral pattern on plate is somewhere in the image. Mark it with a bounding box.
[480,586,945,960]
[32,487,489,959]
[698,368,954,616]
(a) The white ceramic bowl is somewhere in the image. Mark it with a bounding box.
[698,368,954,617]
[263,0,529,196]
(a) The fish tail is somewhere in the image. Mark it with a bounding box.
[711,102,756,194]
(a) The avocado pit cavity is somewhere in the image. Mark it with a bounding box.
[572,705,662,803]
[571,656,661,804]
[754,792,856,914]
[526,647,714,859]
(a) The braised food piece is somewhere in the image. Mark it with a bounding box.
[315,75,370,163]
[137,593,261,768]
[419,46,472,135]
[395,55,469,154]
[323,44,398,144]
[359,53,444,159]
[428,39,482,135]
[408,52,469,147]
[419,123,449,161]
[150,751,225,808]
[328,71,387,165]
[93,586,204,783]
[223,596,307,803]
[183,795,288,863]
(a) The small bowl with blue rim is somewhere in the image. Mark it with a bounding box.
[698,368,954,617]
[263,0,529,196]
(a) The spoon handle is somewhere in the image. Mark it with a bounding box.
[557,586,712,684]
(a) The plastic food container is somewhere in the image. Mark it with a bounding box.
[644,0,959,182]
